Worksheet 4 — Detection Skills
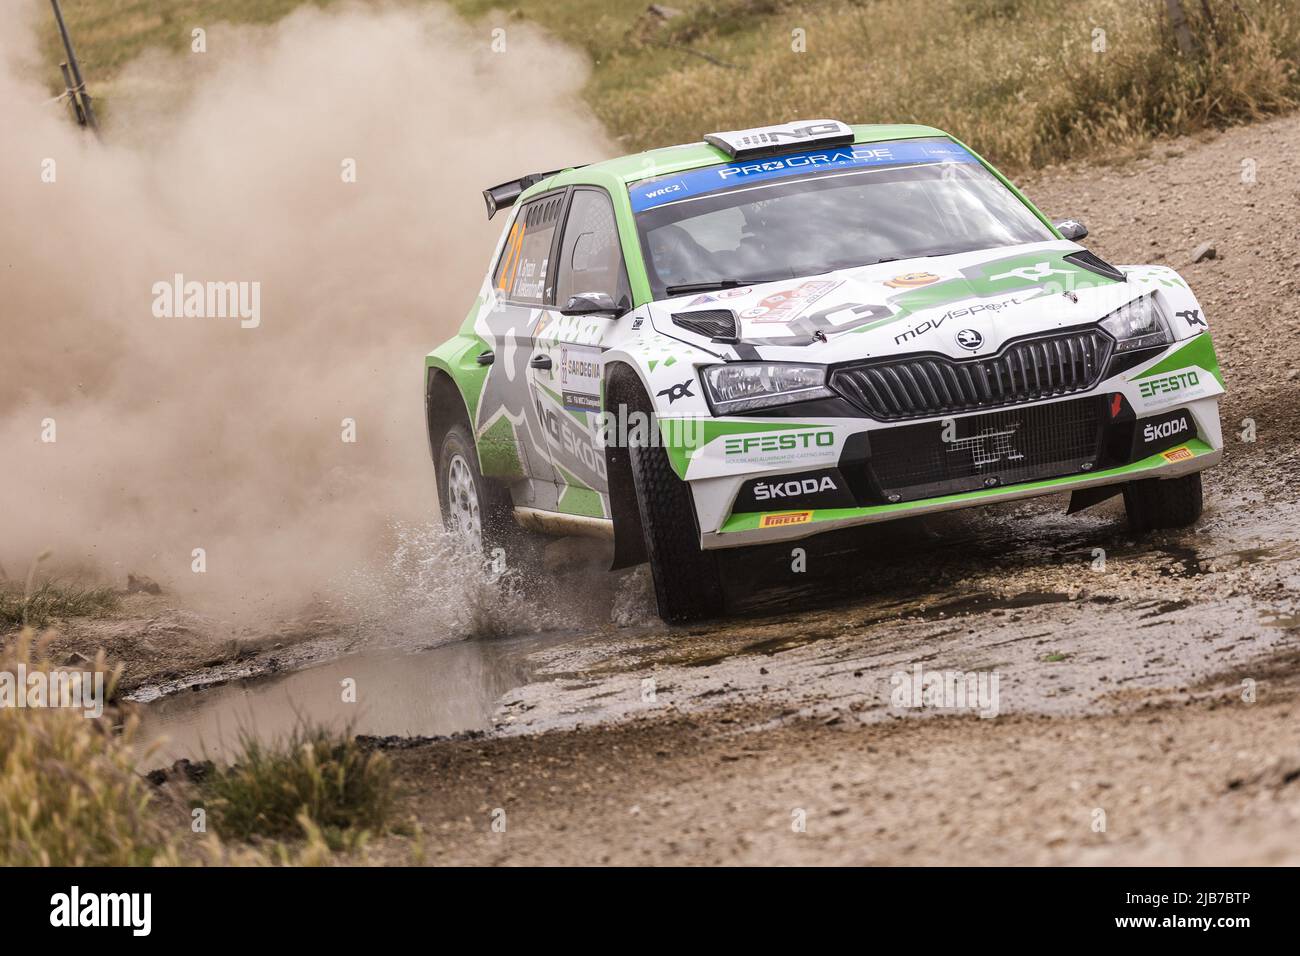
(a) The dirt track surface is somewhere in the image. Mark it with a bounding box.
[358,113,1300,865]
[65,112,1300,864]
[376,686,1300,866]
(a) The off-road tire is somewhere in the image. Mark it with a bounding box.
[1123,471,1204,533]
[624,385,723,623]
[436,422,532,567]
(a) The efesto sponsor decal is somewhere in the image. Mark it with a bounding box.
[1138,369,1200,399]
[724,430,835,456]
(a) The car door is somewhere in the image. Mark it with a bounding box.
[475,190,568,502]
[529,187,633,518]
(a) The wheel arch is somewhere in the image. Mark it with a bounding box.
[604,360,650,570]
[426,364,473,464]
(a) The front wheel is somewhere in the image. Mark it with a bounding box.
[1123,471,1204,533]
[624,389,723,623]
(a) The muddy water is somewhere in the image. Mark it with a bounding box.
[134,629,582,764]
[133,480,1300,764]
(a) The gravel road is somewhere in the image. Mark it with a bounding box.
[364,113,1300,865]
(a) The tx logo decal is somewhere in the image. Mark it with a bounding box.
[658,380,694,403]
[1176,308,1206,330]
[989,261,1073,283]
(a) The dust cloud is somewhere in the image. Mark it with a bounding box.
[0,0,616,626]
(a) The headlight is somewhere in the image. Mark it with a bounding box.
[1099,295,1173,352]
[700,363,834,414]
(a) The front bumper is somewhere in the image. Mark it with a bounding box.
[701,435,1219,550]
[665,331,1225,550]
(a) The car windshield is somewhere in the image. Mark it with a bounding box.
[630,138,1054,300]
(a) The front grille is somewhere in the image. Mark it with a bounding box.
[868,397,1104,502]
[831,328,1112,420]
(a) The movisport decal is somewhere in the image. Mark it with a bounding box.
[894,297,1024,345]
[629,140,979,212]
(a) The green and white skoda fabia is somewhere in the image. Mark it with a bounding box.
[425,120,1225,622]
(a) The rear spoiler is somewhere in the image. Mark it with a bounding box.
[482,169,565,219]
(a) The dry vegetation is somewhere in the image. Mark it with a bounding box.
[0,632,171,865]
[0,631,394,865]
[42,0,1299,172]
[592,0,1300,169]
[0,580,120,630]
[15,0,1296,867]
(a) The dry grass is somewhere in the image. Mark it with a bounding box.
[0,580,120,630]
[586,0,1300,170]
[0,630,390,864]
[37,0,339,84]
[40,0,1299,172]
[0,631,173,865]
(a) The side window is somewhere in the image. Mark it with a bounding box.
[493,194,563,305]
[555,189,628,308]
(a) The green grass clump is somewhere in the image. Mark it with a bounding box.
[198,725,394,850]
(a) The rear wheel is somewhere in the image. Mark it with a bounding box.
[1123,471,1204,533]
[622,382,723,623]
[436,422,535,570]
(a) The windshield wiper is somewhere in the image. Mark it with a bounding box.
[848,247,977,268]
[664,277,786,297]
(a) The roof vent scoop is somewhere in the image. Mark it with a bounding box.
[671,309,739,343]
[704,120,854,160]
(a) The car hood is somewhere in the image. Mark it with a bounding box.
[648,240,1143,364]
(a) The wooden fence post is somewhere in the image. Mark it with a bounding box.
[49,0,99,134]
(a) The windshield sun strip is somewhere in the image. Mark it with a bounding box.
[631,160,970,214]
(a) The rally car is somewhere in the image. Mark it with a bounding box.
[425,120,1224,622]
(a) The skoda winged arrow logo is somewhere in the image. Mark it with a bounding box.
[955,328,983,351]
[947,425,1025,468]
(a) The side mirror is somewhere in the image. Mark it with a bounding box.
[1054,218,1089,242]
[560,291,623,316]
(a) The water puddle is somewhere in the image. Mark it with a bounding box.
[134,629,580,766]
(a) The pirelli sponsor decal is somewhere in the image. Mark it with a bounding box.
[758,511,813,528]
[1161,445,1194,463]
